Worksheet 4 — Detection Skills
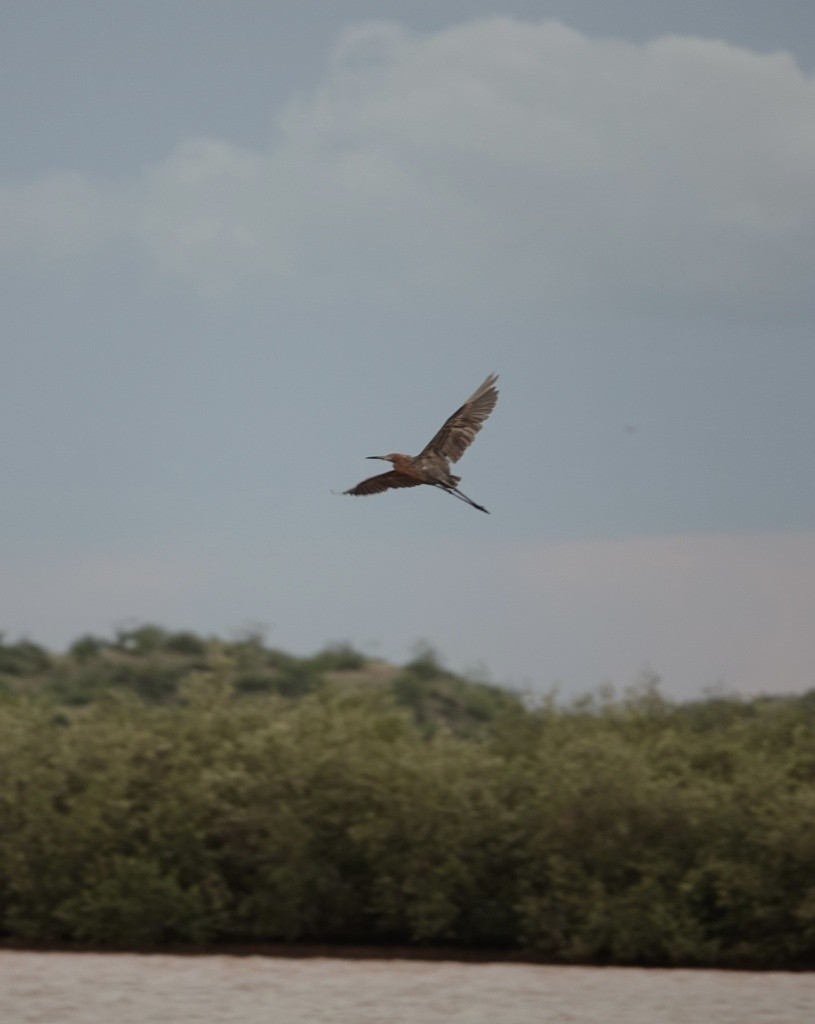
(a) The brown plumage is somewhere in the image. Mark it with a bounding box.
[342,373,498,513]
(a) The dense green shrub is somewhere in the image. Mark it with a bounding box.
[0,636,51,676]
[0,629,813,965]
[309,644,367,672]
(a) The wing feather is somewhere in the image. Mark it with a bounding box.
[419,373,499,464]
[344,471,423,496]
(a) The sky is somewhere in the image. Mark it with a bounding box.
[2,1,815,699]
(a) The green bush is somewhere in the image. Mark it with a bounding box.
[0,630,814,965]
[0,636,51,676]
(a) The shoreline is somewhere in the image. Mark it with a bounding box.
[1,940,811,972]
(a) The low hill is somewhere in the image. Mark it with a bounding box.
[0,626,526,737]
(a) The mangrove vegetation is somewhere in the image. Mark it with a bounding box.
[0,627,814,966]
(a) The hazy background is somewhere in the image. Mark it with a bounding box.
[2,1,814,698]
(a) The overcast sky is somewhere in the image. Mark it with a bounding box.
[2,1,814,698]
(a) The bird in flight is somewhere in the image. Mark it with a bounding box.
[342,373,499,513]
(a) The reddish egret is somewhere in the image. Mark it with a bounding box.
[342,373,498,513]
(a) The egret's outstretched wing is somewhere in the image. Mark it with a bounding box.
[344,471,423,497]
[419,373,499,464]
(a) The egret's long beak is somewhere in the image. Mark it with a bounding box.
[366,455,387,460]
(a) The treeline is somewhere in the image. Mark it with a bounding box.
[1,627,814,967]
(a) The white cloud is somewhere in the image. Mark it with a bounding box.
[1,17,815,312]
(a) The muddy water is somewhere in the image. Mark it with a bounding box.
[1,951,813,1024]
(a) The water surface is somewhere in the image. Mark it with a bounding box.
[2,951,813,1024]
